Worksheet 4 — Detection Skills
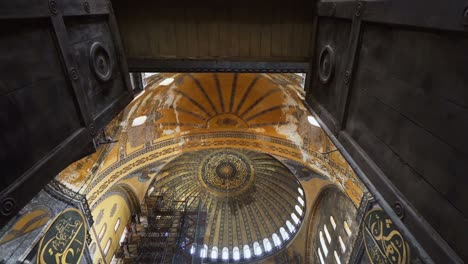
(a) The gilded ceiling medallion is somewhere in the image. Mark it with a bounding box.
[199,150,254,196]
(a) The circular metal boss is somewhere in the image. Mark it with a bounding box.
[89,42,113,82]
[318,45,335,84]
[0,197,16,216]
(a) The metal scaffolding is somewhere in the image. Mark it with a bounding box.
[122,193,206,264]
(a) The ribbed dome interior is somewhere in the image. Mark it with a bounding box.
[149,148,306,262]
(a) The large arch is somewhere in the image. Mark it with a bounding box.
[305,186,359,264]
[105,183,141,216]
[90,193,131,264]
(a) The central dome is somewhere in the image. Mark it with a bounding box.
[150,148,306,262]
[199,150,254,196]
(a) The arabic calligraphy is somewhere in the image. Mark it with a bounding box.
[363,209,410,264]
[37,208,87,264]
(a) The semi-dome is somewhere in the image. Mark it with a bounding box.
[148,148,306,262]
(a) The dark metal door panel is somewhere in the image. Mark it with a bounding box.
[308,17,351,132]
[0,0,133,227]
[65,16,129,120]
[307,0,467,263]
[0,20,82,188]
[344,23,468,261]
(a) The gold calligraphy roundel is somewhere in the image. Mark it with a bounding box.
[363,209,410,264]
[199,150,254,196]
[37,208,87,264]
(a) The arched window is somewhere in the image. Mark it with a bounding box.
[344,220,352,237]
[286,220,295,233]
[103,238,112,256]
[298,188,304,196]
[243,245,251,259]
[334,250,342,264]
[222,247,229,260]
[291,213,300,224]
[318,248,325,264]
[132,115,147,127]
[200,244,208,258]
[147,187,155,196]
[295,205,303,215]
[190,245,196,255]
[338,236,346,253]
[263,238,272,252]
[253,242,262,256]
[210,246,218,259]
[307,115,320,127]
[298,196,305,206]
[324,224,331,243]
[330,215,337,230]
[272,233,282,247]
[280,227,289,240]
[160,77,174,86]
[98,224,106,240]
[233,247,240,261]
[319,231,328,256]
[114,218,120,232]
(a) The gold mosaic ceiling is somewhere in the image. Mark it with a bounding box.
[154,73,301,131]
[56,72,361,207]
[150,148,306,261]
[49,72,365,263]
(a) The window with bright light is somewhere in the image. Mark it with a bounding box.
[298,188,304,196]
[280,227,290,240]
[319,231,328,256]
[160,78,174,86]
[114,218,120,232]
[298,196,305,206]
[291,213,300,224]
[263,238,272,252]
[243,245,251,259]
[338,236,346,253]
[295,205,303,215]
[190,245,195,255]
[272,233,282,247]
[253,242,262,256]
[222,247,229,260]
[211,246,218,259]
[200,244,208,258]
[334,250,342,264]
[233,247,240,261]
[318,248,325,264]
[119,227,128,245]
[286,220,295,233]
[324,224,331,243]
[344,220,352,237]
[307,115,320,127]
[330,215,337,230]
[132,115,147,127]
[147,186,155,196]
